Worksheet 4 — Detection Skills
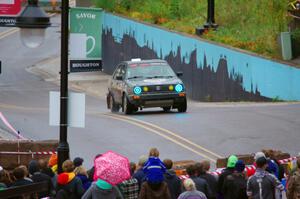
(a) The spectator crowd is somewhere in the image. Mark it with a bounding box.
[0,147,300,199]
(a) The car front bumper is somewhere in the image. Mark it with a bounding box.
[127,92,186,108]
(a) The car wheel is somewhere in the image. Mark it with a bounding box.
[122,95,133,114]
[163,107,171,112]
[110,95,120,112]
[177,98,187,113]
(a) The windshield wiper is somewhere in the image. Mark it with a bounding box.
[146,75,174,79]
[127,76,144,79]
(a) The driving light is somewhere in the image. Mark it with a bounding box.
[175,84,183,93]
[143,86,149,92]
[133,86,142,95]
[169,85,174,91]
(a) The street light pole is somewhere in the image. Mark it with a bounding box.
[57,0,70,174]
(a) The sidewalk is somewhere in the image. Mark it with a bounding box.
[26,56,110,99]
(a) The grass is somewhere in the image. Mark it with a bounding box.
[92,0,298,59]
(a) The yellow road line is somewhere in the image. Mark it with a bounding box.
[105,113,223,159]
[0,101,221,161]
[0,28,19,40]
[102,114,217,162]
[0,103,46,112]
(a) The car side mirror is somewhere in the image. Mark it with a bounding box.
[176,71,183,77]
[116,76,123,81]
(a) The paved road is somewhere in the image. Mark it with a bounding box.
[1,15,300,169]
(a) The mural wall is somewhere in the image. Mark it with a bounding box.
[102,13,300,102]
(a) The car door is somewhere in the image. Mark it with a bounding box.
[113,64,126,104]
[110,65,122,103]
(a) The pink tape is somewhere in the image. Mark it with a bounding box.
[0,112,26,139]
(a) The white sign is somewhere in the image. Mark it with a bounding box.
[49,91,85,128]
[0,0,14,4]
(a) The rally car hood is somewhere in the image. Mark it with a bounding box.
[126,77,183,86]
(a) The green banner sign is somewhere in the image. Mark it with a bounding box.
[70,7,103,59]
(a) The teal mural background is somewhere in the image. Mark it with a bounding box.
[102,13,300,101]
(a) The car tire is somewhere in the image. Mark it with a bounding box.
[163,107,171,112]
[110,95,120,113]
[177,98,187,113]
[122,94,133,114]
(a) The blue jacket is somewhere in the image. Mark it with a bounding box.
[143,157,166,184]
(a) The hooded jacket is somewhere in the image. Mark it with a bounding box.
[56,172,85,199]
[82,179,123,199]
[247,168,284,199]
[287,170,300,199]
[139,181,171,199]
[143,157,166,184]
[164,170,183,199]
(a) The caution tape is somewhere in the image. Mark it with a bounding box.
[33,151,57,155]
[0,112,27,140]
[278,156,298,164]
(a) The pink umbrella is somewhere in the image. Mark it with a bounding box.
[93,150,131,185]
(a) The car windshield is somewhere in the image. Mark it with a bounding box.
[126,63,176,79]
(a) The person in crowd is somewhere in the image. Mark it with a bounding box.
[186,164,210,198]
[56,159,85,199]
[197,160,218,199]
[118,162,139,199]
[49,153,58,174]
[74,165,91,191]
[143,148,166,184]
[39,159,57,189]
[287,157,300,199]
[18,165,33,182]
[263,149,280,179]
[133,155,147,189]
[163,158,183,199]
[10,166,33,187]
[247,156,284,199]
[217,155,238,198]
[82,178,124,199]
[28,159,54,198]
[178,178,207,199]
[0,166,7,190]
[139,168,171,199]
[87,154,102,182]
[73,157,84,168]
[222,160,247,199]
[0,166,13,188]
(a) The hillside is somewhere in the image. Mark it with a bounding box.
[92,0,300,61]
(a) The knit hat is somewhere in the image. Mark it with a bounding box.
[234,160,245,172]
[73,157,84,167]
[28,160,39,175]
[254,152,266,161]
[48,154,58,167]
[227,155,238,168]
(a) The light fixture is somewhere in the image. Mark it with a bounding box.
[133,86,142,95]
[16,0,51,48]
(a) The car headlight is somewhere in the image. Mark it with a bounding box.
[169,85,174,91]
[133,86,142,95]
[175,84,184,93]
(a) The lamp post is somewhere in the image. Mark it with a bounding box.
[57,0,70,174]
[16,0,70,173]
[195,0,218,36]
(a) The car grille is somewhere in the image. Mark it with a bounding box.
[144,85,176,93]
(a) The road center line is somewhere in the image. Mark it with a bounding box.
[101,114,217,162]
[0,28,19,40]
[104,113,222,159]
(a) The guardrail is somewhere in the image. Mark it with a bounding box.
[0,181,49,199]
